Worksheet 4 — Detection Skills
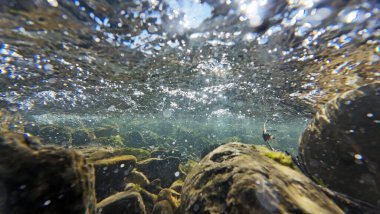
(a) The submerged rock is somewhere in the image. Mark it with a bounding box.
[0,132,96,214]
[94,155,136,201]
[94,135,124,147]
[39,124,72,146]
[96,191,146,214]
[72,128,95,146]
[299,82,380,207]
[94,125,119,138]
[124,131,146,148]
[137,157,181,187]
[181,142,343,214]
[77,146,150,162]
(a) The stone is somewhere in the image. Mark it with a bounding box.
[96,191,146,214]
[299,82,380,207]
[137,157,181,187]
[72,128,95,146]
[157,188,180,212]
[124,131,146,148]
[39,124,72,147]
[180,142,343,214]
[150,147,182,159]
[94,125,119,138]
[124,183,157,213]
[0,132,96,214]
[94,155,136,201]
[93,135,124,147]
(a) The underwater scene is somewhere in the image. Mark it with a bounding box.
[0,0,379,213]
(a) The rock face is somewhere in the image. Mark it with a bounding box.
[0,132,96,214]
[299,82,380,207]
[94,155,137,201]
[180,142,343,214]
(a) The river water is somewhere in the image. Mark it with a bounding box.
[0,0,379,155]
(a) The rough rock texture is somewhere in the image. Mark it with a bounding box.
[96,191,146,214]
[181,142,343,214]
[0,132,96,214]
[124,131,146,148]
[125,169,150,187]
[94,155,136,201]
[152,200,173,214]
[137,157,181,187]
[299,82,380,207]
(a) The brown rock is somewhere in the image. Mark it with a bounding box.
[299,82,380,207]
[0,132,96,214]
[125,169,150,187]
[94,155,136,201]
[180,142,343,214]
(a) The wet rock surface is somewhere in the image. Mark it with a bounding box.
[299,82,380,207]
[0,132,96,214]
[181,142,344,214]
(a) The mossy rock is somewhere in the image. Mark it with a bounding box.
[0,132,96,213]
[72,128,95,146]
[39,124,72,146]
[179,159,198,175]
[125,169,150,187]
[124,131,147,148]
[77,146,150,162]
[94,125,119,138]
[94,135,124,147]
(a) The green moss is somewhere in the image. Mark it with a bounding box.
[256,145,296,169]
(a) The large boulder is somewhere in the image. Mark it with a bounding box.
[0,132,96,214]
[299,82,380,206]
[180,142,343,214]
[39,125,72,146]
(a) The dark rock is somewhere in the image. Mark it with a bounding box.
[39,125,72,146]
[299,82,380,207]
[180,142,343,214]
[157,188,180,213]
[94,155,136,201]
[0,132,96,214]
[137,157,181,187]
[124,131,146,148]
[94,125,119,138]
[72,128,95,146]
[96,191,146,214]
